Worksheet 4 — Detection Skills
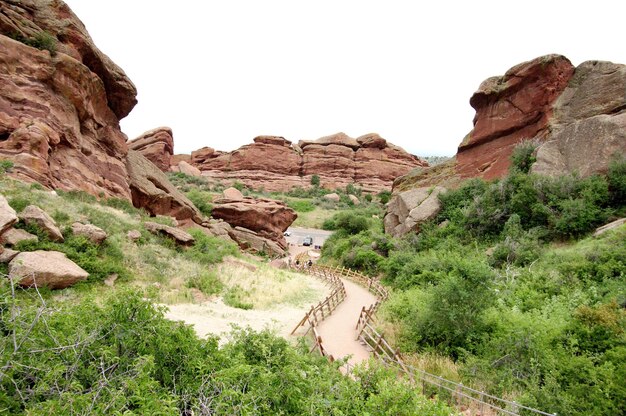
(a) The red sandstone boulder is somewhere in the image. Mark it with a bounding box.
[191,147,218,164]
[0,1,136,199]
[253,135,292,147]
[128,127,174,172]
[211,196,297,253]
[9,250,89,290]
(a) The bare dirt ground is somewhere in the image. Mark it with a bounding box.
[316,278,377,367]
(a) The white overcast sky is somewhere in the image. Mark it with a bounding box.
[64,0,625,157]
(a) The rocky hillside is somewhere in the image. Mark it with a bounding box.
[0,1,296,257]
[153,132,428,192]
[386,54,626,237]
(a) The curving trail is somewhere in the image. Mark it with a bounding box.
[315,278,377,368]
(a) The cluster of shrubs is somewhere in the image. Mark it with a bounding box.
[0,288,454,415]
[319,147,626,415]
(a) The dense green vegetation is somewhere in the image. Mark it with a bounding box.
[321,150,626,415]
[0,286,455,415]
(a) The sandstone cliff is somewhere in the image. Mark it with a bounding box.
[169,133,427,192]
[0,0,137,198]
[386,54,626,238]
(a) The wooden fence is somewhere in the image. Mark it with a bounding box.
[290,264,347,361]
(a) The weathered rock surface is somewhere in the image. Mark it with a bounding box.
[457,54,575,179]
[9,250,89,289]
[19,205,63,242]
[128,127,174,171]
[144,221,195,246]
[126,151,203,223]
[0,228,38,246]
[187,133,426,192]
[211,196,296,254]
[228,226,286,257]
[0,195,18,235]
[0,1,136,199]
[177,161,201,177]
[71,222,107,245]
[532,60,626,177]
[384,186,446,237]
[127,229,142,242]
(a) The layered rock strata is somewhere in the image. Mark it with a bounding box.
[171,134,427,192]
[128,127,174,171]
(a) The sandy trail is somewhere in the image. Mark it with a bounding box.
[316,278,377,367]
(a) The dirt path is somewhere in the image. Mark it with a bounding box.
[316,278,378,367]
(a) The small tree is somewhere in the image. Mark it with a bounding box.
[310,174,320,187]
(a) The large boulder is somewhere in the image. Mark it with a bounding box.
[211,196,296,251]
[125,150,203,223]
[19,205,63,242]
[8,250,89,289]
[0,1,136,199]
[228,226,286,257]
[177,161,201,177]
[384,186,446,238]
[0,195,18,235]
[128,127,174,172]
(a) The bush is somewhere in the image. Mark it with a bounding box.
[510,140,538,173]
[286,199,315,213]
[187,271,223,295]
[0,159,14,174]
[185,188,213,217]
[377,190,392,204]
[310,174,320,186]
[182,229,238,265]
[608,155,626,206]
[223,285,253,309]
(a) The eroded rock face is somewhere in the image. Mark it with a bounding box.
[9,250,89,289]
[211,196,297,254]
[126,151,203,223]
[457,55,575,179]
[128,127,174,171]
[532,60,626,177]
[188,132,426,192]
[0,1,137,199]
[0,228,38,247]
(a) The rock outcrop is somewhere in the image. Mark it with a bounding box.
[128,127,174,172]
[9,250,89,289]
[126,151,203,223]
[0,228,38,246]
[183,133,427,192]
[532,60,626,177]
[457,54,575,179]
[211,194,297,255]
[0,0,136,199]
[386,54,626,237]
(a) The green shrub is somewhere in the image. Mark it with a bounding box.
[185,188,213,217]
[223,285,253,309]
[310,174,320,186]
[182,229,238,265]
[608,155,626,206]
[286,199,315,213]
[377,190,392,204]
[510,140,538,173]
[187,271,223,295]
[8,196,31,213]
[0,159,14,174]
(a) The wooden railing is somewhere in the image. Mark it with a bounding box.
[290,264,347,360]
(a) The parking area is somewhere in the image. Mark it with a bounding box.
[284,227,333,249]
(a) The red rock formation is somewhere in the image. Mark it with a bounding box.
[457,54,574,179]
[211,195,297,254]
[189,133,427,192]
[0,0,136,199]
[128,127,174,171]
